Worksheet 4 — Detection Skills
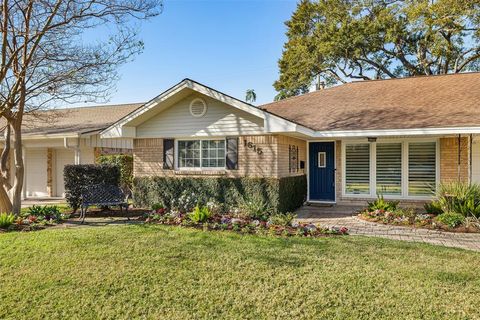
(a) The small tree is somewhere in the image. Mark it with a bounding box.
[0,0,162,214]
[245,89,256,103]
[275,0,480,98]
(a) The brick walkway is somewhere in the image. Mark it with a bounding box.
[296,205,480,252]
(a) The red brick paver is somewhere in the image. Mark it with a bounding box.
[296,205,480,252]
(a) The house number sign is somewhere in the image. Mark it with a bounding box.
[244,140,263,155]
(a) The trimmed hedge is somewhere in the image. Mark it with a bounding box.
[97,154,133,193]
[133,175,307,214]
[64,164,121,212]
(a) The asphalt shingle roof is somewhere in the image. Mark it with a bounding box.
[19,103,143,136]
[261,72,480,131]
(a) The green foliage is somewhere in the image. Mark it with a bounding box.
[275,0,480,98]
[0,213,15,229]
[151,203,164,211]
[437,182,480,218]
[133,175,307,214]
[268,212,296,227]
[64,164,121,212]
[245,89,256,103]
[367,195,399,212]
[435,212,464,228]
[25,205,62,221]
[97,154,133,193]
[424,201,443,215]
[240,196,273,220]
[188,206,212,223]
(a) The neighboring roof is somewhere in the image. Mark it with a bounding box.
[19,103,144,137]
[261,72,480,132]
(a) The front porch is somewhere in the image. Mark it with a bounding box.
[305,135,476,205]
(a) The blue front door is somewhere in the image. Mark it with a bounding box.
[309,142,335,201]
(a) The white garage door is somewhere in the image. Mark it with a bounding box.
[55,149,75,197]
[26,149,48,197]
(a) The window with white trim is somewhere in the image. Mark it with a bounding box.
[345,143,370,195]
[178,139,225,169]
[376,143,402,195]
[343,140,437,198]
[408,142,436,196]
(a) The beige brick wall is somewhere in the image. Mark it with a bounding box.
[277,135,307,178]
[133,138,166,177]
[47,148,53,197]
[133,135,307,179]
[440,137,469,183]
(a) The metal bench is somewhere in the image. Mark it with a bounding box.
[80,184,129,223]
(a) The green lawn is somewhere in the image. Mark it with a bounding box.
[1,225,479,319]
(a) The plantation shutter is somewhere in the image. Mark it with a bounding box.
[163,139,175,170]
[408,142,436,196]
[376,143,402,195]
[345,144,370,195]
[226,137,238,170]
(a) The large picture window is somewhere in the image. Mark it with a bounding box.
[376,143,402,195]
[344,140,437,198]
[178,139,225,169]
[345,144,370,195]
[408,142,436,196]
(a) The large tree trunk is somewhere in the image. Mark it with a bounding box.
[0,179,12,213]
[0,124,13,213]
[11,120,23,215]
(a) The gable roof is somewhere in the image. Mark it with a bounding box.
[19,103,144,137]
[101,79,304,138]
[261,72,480,133]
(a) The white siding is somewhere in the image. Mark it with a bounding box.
[472,139,480,184]
[136,94,265,138]
[87,134,133,149]
[26,149,48,197]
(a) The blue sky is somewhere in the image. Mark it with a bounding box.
[97,0,298,107]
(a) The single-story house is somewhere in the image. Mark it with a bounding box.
[14,72,480,208]
[98,72,480,207]
[8,104,140,198]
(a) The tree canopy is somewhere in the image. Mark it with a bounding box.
[0,0,161,213]
[274,0,480,98]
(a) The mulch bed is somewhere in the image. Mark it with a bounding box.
[358,213,480,233]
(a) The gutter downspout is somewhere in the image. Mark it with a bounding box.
[470,134,473,185]
[458,134,461,181]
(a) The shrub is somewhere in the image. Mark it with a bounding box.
[188,206,212,223]
[424,201,443,215]
[25,205,62,221]
[64,164,120,212]
[97,154,133,193]
[436,182,480,218]
[171,190,199,213]
[367,194,399,212]
[435,212,464,228]
[0,213,15,229]
[268,212,296,227]
[133,175,307,214]
[240,196,273,220]
[151,203,164,211]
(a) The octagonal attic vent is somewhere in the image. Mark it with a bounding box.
[189,98,207,117]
